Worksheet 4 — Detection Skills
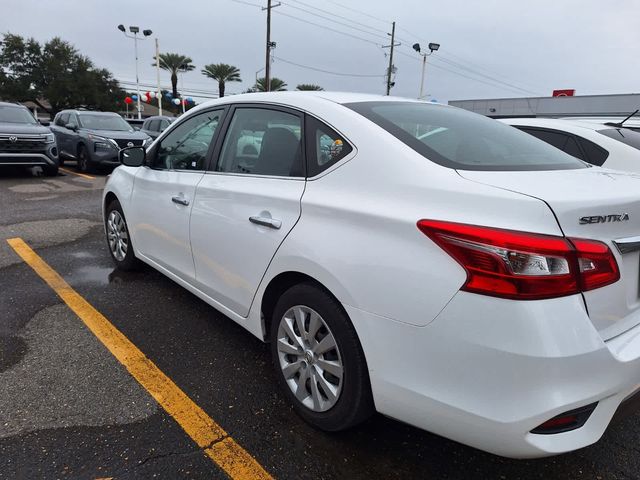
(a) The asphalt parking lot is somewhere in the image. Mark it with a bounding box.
[1,165,639,479]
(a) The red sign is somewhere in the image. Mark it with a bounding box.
[552,89,575,97]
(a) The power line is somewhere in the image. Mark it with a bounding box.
[395,50,536,95]
[230,0,262,7]
[274,56,385,77]
[284,0,389,35]
[323,0,390,26]
[273,10,383,46]
[280,1,389,41]
[398,28,544,94]
[432,56,540,95]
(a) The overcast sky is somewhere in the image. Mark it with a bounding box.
[3,0,640,104]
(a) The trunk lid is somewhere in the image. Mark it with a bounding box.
[458,167,640,340]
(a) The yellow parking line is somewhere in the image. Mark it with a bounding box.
[59,166,95,180]
[6,237,272,480]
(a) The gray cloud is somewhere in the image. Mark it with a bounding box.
[3,0,639,103]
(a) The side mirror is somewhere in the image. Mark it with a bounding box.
[119,146,146,167]
[65,123,77,131]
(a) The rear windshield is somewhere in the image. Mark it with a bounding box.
[597,128,640,151]
[79,114,133,132]
[346,102,586,171]
[0,105,37,124]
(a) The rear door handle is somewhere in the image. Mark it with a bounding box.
[249,216,282,229]
[171,195,190,206]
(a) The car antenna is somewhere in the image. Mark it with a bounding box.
[605,109,639,128]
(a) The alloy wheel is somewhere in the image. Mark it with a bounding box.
[107,210,129,261]
[276,305,344,412]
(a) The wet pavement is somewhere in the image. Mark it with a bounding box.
[1,165,639,479]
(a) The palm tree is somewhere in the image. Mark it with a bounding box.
[296,84,324,91]
[254,77,287,92]
[153,53,195,98]
[201,63,241,98]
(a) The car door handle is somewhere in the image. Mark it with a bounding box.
[171,195,190,206]
[249,216,282,229]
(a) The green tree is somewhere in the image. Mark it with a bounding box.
[154,53,195,99]
[296,83,324,91]
[201,63,241,98]
[0,33,125,115]
[253,77,287,92]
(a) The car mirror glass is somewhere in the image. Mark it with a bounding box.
[119,146,145,167]
[65,123,77,131]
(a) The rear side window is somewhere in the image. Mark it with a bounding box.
[577,137,609,166]
[346,102,585,171]
[563,137,584,160]
[519,128,569,150]
[148,120,160,131]
[305,115,353,176]
[597,128,640,151]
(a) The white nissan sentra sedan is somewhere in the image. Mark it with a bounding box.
[103,92,640,458]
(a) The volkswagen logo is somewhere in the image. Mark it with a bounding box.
[8,136,18,143]
[127,141,134,148]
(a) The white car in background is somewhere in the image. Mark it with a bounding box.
[104,92,640,458]
[500,117,640,171]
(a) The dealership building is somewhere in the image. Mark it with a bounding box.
[448,93,640,119]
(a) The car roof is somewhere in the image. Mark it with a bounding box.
[183,91,443,119]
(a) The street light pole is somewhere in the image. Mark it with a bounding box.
[419,54,427,100]
[117,25,153,119]
[155,38,162,116]
[413,42,440,100]
[133,33,142,120]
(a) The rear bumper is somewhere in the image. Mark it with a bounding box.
[345,292,640,458]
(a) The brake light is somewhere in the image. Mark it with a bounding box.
[417,220,619,300]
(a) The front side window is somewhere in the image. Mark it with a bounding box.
[216,107,303,177]
[346,102,586,171]
[57,113,69,127]
[79,114,133,132]
[67,114,78,128]
[147,119,160,132]
[153,109,223,171]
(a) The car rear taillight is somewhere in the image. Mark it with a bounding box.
[417,220,619,300]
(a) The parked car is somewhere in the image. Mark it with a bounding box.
[125,118,145,131]
[560,113,640,133]
[140,115,175,140]
[104,92,640,459]
[0,102,59,176]
[500,117,640,171]
[50,110,152,172]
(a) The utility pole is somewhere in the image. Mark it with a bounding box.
[384,22,400,95]
[262,0,280,92]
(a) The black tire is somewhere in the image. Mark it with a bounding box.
[77,144,93,173]
[42,163,59,177]
[270,282,374,431]
[105,199,141,271]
